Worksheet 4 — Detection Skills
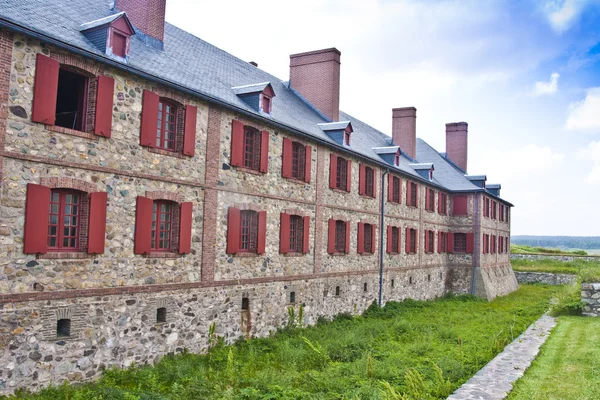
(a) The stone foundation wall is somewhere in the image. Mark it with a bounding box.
[511,254,600,263]
[582,283,600,317]
[515,271,577,285]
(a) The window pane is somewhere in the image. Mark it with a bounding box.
[52,193,59,202]
[49,237,56,247]
[63,238,69,247]
[51,204,59,214]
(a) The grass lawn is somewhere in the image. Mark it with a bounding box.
[4,285,564,400]
[509,316,600,400]
[512,258,600,283]
[511,244,589,256]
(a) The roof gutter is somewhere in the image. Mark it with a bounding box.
[0,17,511,201]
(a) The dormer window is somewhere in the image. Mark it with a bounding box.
[395,152,400,167]
[344,127,351,146]
[318,121,353,147]
[232,82,276,114]
[261,95,272,114]
[80,13,134,61]
[111,31,128,58]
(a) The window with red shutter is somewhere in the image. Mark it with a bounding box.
[151,200,175,251]
[156,100,177,151]
[55,68,89,131]
[344,127,351,146]
[261,95,271,114]
[335,220,346,253]
[364,167,375,197]
[240,210,259,253]
[427,230,434,253]
[47,190,82,250]
[454,233,467,253]
[291,142,306,181]
[112,31,128,57]
[289,215,304,253]
[440,232,447,253]
[362,223,374,253]
[390,176,401,203]
[427,189,435,211]
[336,157,348,191]
[409,182,418,207]
[409,228,417,253]
[391,227,399,254]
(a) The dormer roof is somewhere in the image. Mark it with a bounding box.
[232,82,275,97]
[318,121,353,132]
[79,12,134,34]
[410,163,434,171]
[372,146,400,155]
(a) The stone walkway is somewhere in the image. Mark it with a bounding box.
[447,315,556,400]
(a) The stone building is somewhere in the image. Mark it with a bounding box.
[0,0,517,393]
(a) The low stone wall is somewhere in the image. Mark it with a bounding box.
[511,254,600,263]
[582,283,600,317]
[515,271,577,286]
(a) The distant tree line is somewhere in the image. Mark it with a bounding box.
[512,236,600,250]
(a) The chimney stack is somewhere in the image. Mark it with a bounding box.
[446,122,468,172]
[392,107,417,160]
[289,48,341,122]
[115,0,166,43]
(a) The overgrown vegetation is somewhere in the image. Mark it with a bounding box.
[511,244,588,256]
[509,316,600,400]
[511,258,600,283]
[4,285,564,400]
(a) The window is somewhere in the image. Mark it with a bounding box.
[290,291,296,303]
[289,215,304,253]
[427,189,435,211]
[499,237,504,253]
[483,234,490,254]
[291,142,306,181]
[391,227,399,253]
[409,228,417,253]
[156,307,167,323]
[112,31,127,57]
[57,319,71,337]
[241,297,249,310]
[262,95,271,114]
[151,200,175,251]
[394,152,400,167]
[48,190,82,250]
[243,126,262,171]
[492,235,497,253]
[440,232,447,253]
[484,198,490,217]
[155,100,177,151]
[365,167,375,197]
[55,68,89,131]
[335,286,341,296]
[344,127,351,146]
[499,204,504,221]
[335,220,346,253]
[391,176,400,203]
[240,210,259,253]
[426,230,434,253]
[336,157,348,191]
[409,182,418,207]
[454,233,467,253]
[439,193,447,215]
[491,201,497,219]
[363,223,373,253]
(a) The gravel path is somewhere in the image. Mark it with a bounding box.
[446,314,556,400]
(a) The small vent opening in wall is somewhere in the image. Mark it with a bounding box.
[156,307,167,323]
[363,283,367,292]
[242,297,249,310]
[290,291,296,303]
[335,286,340,296]
[391,279,395,288]
[57,319,71,337]
[409,277,413,284]
[428,274,431,282]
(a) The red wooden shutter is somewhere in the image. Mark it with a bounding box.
[437,231,442,253]
[424,230,429,253]
[259,131,269,173]
[230,120,245,167]
[386,225,393,253]
[282,137,293,178]
[371,224,376,253]
[23,183,50,254]
[94,76,115,138]
[329,154,337,189]
[327,219,336,254]
[178,202,193,254]
[257,210,267,254]
[387,174,393,202]
[134,196,153,255]
[304,146,312,183]
[357,222,364,254]
[226,207,241,254]
[302,216,310,254]
[183,105,197,156]
[373,171,377,199]
[345,221,351,253]
[359,164,365,195]
[399,178,402,203]
[397,228,402,254]
[346,160,352,192]
[447,232,454,253]
[279,212,290,254]
[32,54,59,125]
[88,192,108,254]
[140,90,159,147]
[405,227,410,253]
[425,188,430,210]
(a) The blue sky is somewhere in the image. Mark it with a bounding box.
[166,0,600,236]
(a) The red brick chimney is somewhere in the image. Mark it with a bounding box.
[392,107,417,160]
[114,0,166,42]
[446,122,468,172]
[289,48,341,122]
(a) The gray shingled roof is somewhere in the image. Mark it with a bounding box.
[0,0,511,205]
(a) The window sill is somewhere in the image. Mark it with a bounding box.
[37,252,95,260]
[147,147,188,159]
[359,194,376,200]
[331,188,350,194]
[284,177,309,185]
[328,252,347,256]
[387,252,399,255]
[235,252,261,258]
[407,205,418,208]
[359,252,375,256]
[388,200,401,205]
[283,252,306,257]
[46,125,99,141]
[234,166,264,175]
[144,252,181,259]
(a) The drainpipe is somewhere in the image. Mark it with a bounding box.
[471,194,480,296]
[378,169,389,306]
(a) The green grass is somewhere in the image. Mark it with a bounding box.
[511,244,588,256]
[4,285,564,400]
[509,316,600,400]
[512,258,600,283]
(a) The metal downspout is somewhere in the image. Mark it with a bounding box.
[378,169,388,306]
[471,194,480,295]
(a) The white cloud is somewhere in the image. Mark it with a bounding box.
[545,0,583,33]
[531,72,560,96]
[481,144,565,182]
[577,141,600,184]
[565,87,600,134]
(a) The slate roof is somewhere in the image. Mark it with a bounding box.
[0,0,511,205]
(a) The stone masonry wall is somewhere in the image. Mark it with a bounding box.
[582,283,600,317]
[515,271,577,286]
